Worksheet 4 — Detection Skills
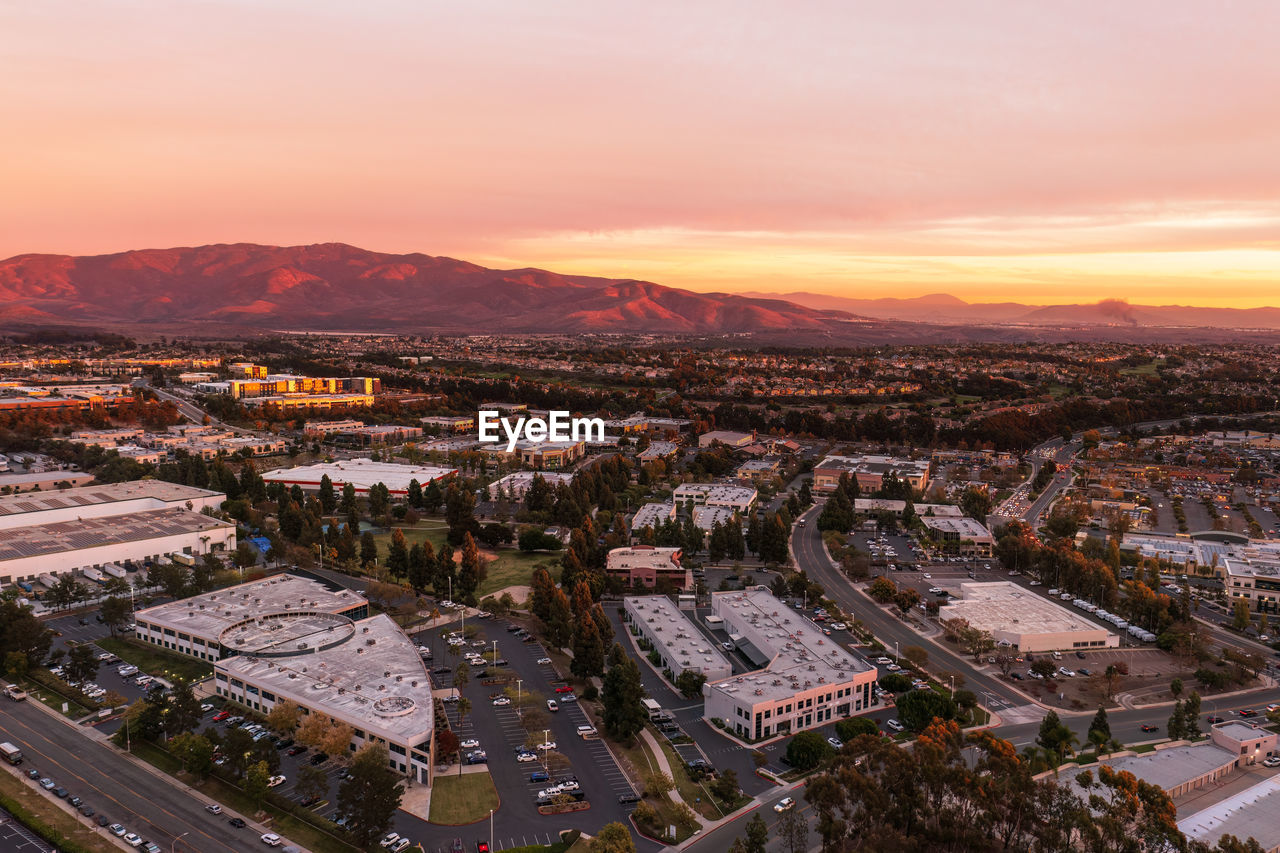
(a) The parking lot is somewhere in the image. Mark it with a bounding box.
[0,806,57,853]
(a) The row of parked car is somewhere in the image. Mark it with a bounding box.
[26,767,161,852]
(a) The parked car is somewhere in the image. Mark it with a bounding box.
[205,804,222,814]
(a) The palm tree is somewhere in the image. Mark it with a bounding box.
[457,697,471,725]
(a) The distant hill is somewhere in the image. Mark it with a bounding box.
[0,243,857,334]
[744,291,1280,330]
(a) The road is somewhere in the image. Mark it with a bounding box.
[0,698,260,853]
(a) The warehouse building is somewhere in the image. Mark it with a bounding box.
[623,596,732,682]
[939,582,1118,653]
[628,502,676,534]
[261,458,455,497]
[486,471,574,500]
[213,611,435,782]
[705,588,878,742]
[134,573,369,661]
[0,482,233,586]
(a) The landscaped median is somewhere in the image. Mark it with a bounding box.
[428,772,500,824]
[96,636,213,683]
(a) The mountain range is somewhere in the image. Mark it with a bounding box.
[0,243,1277,341]
[740,291,1280,330]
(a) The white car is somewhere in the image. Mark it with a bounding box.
[261,833,282,847]
[875,657,893,665]
[109,824,127,837]
[576,725,597,736]
[537,741,558,751]
[380,832,402,848]
[559,780,580,791]
[459,738,480,749]
[831,622,847,631]
[774,796,795,813]
[267,775,286,788]
[493,697,511,706]
[536,657,552,665]
[537,786,564,798]
[124,834,144,848]
[886,719,905,732]
[516,752,537,762]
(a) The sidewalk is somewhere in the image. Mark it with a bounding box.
[638,728,709,830]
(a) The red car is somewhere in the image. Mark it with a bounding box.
[212,711,231,722]
[1140,724,1159,733]
[1207,715,1225,724]
[1239,709,1258,718]
[477,844,490,853]
[554,686,574,694]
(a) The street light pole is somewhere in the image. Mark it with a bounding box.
[517,679,523,717]
[172,831,189,853]
[490,808,494,853]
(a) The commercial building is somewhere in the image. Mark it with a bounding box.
[1180,776,1280,852]
[1,508,235,586]
[0,481,225,530]
[302,419,366,437]
[420,416,477,433]
[629,503,676,533]
[705,588,877,741]
[735,458,781,482]
[813,454,932,493]
[214,612,434,782]
[672,483,758,513]
[637,441,679,462]
[134,573,369,661]
[224,376,381,400]
[623,596,733,682]
[938,582,1118,653]
[605,546,690,591]
[692,505,738,531]
[241,393,377,411]
[261,459,455,497]
[486,471,575,500]
[919,516,995,556]
[698,430,756,448]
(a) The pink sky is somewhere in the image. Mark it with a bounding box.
[3,1,1280,306]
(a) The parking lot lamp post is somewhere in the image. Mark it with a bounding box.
[490,808,494,853]
[894,641,899,662]
[949,676,954,699]
[517,680,522,717]
[543,729,550,773]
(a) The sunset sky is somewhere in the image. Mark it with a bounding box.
[3,1,1279,306]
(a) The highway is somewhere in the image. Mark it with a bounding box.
[0,697,263,853]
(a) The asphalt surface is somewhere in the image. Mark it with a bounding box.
[0,697,260,853]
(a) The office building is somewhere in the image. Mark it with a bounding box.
[813,454,932,493]
[939,582,1118,653]
[672,483,757,513]
[486,471,574,500]
[606,546,690,591]
[704,588,878,741]
[919,516,995,556]
[261,459,455,497]
[134,573,369,661]
[623,596,733,682]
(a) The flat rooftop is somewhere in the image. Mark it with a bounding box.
[940,582,1110,637]
[624,596,731,674]
[1068,744,1238,800]
[708,588,873,703]
[1179,775,1280,851]
[920,516,993,539]
[630,503,675,530]
[0,508,233,564]
[0,480,221,522]
[136,574,367,638]
[1214,720,1271,742]
[262,459,455,492]
[217,613,434,742]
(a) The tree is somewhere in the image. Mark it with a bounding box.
[318,474,337,514]
[902,646,929,670]
[895,689,956,732]
[1170,677,1183,699]
[336,743,405,847]
[1088,707,1111,743]
[785,731,834,771]
[868,576,897,603]
[457,532,482,604]
[386,528,409,580]
[166,679,204,737]
[222,727,255,778]
[1167,700,1186,741]
[601,643,645,741]
[170,731,214,778]
[1036,710,1077,766]
[835,716,878,742]
[645,771,675,797]
[360,531,378,568]
[589,822,636,853]
[100,596,132,637]
[710,767,740,803]
[1232,598,1252,632]
[0,600,53,668]
[743,813,769,853]
[244,760,271,809]
[4,650,29,683]
[266,699,302,736]
[65,643,100,685]
[571,616,605,679]
[1184,692,1202,739]
[545,587,574,649]
[296,764,329,803]
[1031,659,1058,680]
[675,669,707,699]
[778,804,809,853]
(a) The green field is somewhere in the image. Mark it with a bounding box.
[371,522,559,597]
[1120,360,1161,377]
[0,768,117,852]
[96,636,213,683]
[428,772,499,824]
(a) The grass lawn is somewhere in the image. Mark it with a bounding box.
[20,675,92,718]
[428,772,500,825]
[0,770,117,852]
[1120,360,1160,377]
[610,735,702,838]
[480,550,558,597]
[97,636,213,683]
